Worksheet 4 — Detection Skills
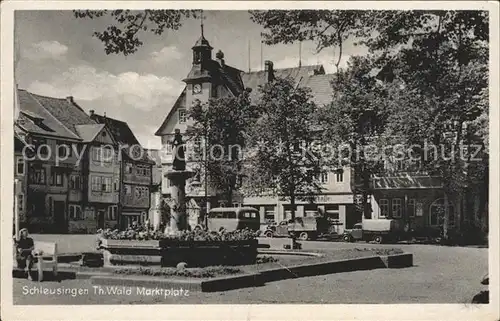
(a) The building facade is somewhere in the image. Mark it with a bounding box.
[154,32,358,231]
[14,89,148,233]
[91,112,154,229]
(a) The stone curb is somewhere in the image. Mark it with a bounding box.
[257,249,323,257]
[87,253,413,292]
[90,272,263,292]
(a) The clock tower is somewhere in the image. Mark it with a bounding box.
[182,18,214,109]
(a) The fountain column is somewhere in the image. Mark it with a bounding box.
[164,129,194,233]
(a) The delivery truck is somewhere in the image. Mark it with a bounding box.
[342,219,407,244]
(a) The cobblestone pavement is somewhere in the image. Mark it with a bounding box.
[13,240,488,304]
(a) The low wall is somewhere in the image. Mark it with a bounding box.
[99,238,258,267]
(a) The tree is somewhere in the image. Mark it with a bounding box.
[187,90,258,207]
[251,10,489,238]
[317,56,391,221]
[73,10,198,55]
[246,77,322,219]
[376,12,489,238]
[249,10,373,72]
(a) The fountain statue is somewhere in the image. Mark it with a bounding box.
[164,129,194,234]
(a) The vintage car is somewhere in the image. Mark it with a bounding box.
[342,219,407,244]
[264,216,330,240]
[195,207,261,232]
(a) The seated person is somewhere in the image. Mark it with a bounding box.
[14,228,35,280]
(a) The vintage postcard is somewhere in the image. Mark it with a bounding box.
[1,1,499,320]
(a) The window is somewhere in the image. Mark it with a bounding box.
[392,198,402,218]
[29,166,46,184]
[102,147,113,162]
[92,147,101,161]
[57,143,71,158]
[178,109,187,124]
[304,204,318,217]
[16,157,25,175]
[91,176,102,191]
[18,194,24,212]
[194,136,203,152]
[316,172,328,184]
[395,160,405,172]
[379,199,389,218]
[69,175,81,190]
[114,179,119,191]
[32,137,48,155]
[92,147,113,162]
[335,171,343,183]
[211,84,218,98]
[164,143,173,155]
[125,185,132,195]
[283,205,297,220]
[137,165,151,176]
[50,168,64,186]
[408,199,416,217]
[264,205,275,221]
[324,204,340,220]
[102,177,112,192]
[125,163,133,174]
[107,205,118,221]
[429,199,455,227]
[69,205,83,220]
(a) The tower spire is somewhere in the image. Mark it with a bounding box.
[200,10,205,38]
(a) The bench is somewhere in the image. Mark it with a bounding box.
[33,241,58,282]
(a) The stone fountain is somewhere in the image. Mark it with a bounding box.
[165,129,195,234]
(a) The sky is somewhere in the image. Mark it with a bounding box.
[15,10,367,150]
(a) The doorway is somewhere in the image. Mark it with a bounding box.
[97,209,105,229]
[53,201,67,233]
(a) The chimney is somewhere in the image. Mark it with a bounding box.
[265,60,274,82]
[66,96,74,104]
[215,50,225,66]
[89,110,95,117]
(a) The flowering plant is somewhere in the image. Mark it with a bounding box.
[97,226,260,242]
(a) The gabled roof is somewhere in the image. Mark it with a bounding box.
[155,63,334,137]
[91,113,140,145]
[92,113,154,164]
[25,91,96,136]
[240,64,333,106]
[16,89,81,140]
[154,88,186,136]
[74,124,106,142]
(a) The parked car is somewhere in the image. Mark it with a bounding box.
[343,219,407,244]
[197,207,261,232]
[264,216,330,240]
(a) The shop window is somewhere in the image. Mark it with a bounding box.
[264,205,275,222]
[379,199,389,218]
[392,198,402,218]
[69,205,83,220]
[324,204,340,220]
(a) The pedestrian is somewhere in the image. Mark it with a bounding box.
[14,228,35,280]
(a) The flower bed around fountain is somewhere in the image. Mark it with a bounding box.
[97,228,260,267]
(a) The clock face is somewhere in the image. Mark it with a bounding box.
[193,84,202,94]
